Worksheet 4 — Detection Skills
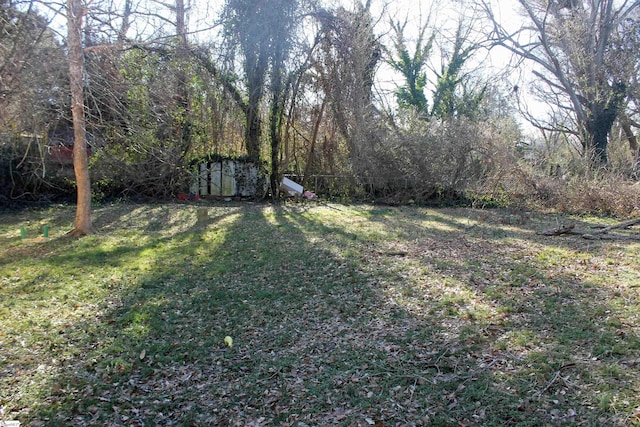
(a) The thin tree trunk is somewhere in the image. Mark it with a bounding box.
[302,98,326,188]
[175,0,192,158]
[67,0,93,236]
[245,75,264,161]
[269,52,285,198]
[269,99,281,198]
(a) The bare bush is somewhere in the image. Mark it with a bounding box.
[90,145,189,200]
[554,173,640,216]
[347,112,506,203]
[476,153,640,217]
[0,134,79,203]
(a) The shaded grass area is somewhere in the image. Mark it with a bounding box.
[1,202,640,426]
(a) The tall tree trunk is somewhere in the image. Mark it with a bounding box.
[245,95,262,161]
[245,64,265,161]
[269,56,285,198]
[67,0,93,236]
[584,105,614,165]
[117,0,132,42]
[583,83,625,165]
[175,0,191,158]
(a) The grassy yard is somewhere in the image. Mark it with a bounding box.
[1,202,639,426]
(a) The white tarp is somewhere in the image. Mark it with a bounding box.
[282,177,303,196]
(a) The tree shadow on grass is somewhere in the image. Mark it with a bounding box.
[358,205,640,425]
[2,203,639,426]
[3,203,364,425]
[0,204,239,422]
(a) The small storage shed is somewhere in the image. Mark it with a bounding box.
[190,158,265,197]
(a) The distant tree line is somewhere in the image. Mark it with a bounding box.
[2,0,640,230]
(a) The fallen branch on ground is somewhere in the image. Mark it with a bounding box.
[588,217,640,234]
[534,363,576,399]
[538,217,640,240]
[539,224,576,236]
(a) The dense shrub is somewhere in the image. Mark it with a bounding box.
[0,135,76,204]
[474,148,640,217]
[343,111,520,204]
[90,144,190,200]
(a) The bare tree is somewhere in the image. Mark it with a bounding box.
[316,1,382,176]
[0,1,67,132]
[481,0,640,165]
[67,0,93,235]
[609,9,640,162]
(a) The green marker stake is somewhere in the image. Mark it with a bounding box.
[20,227,26,239]
[43,225,49,238]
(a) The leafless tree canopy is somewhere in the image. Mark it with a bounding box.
[481,0,640,164]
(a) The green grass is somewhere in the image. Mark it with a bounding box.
[1,202,640,426]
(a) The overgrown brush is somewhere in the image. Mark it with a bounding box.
[0,134,76,204]
[344,112,518,204]
[545,173,640,216]
[467,123,640,216]
[476,160,640,217]
[90,144,190,200]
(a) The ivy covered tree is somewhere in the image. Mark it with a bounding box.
[387,17,433,115]
[223,0,302,196]
[388,15,486,120]
[431,20,485,119]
